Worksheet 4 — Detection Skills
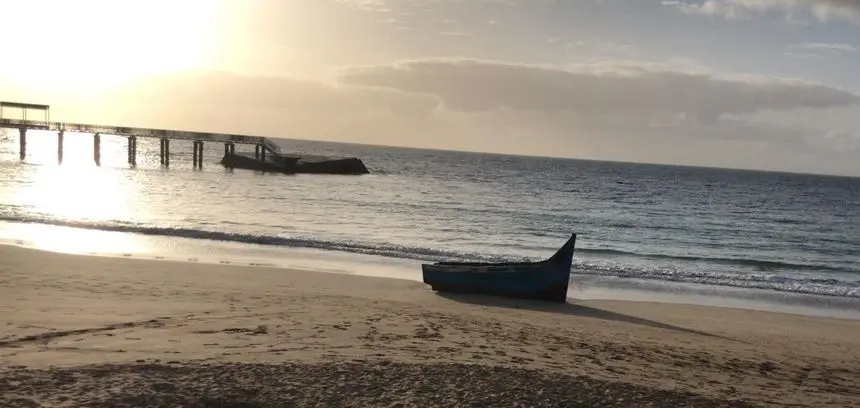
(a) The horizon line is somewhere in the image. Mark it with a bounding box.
[267,135,860,180]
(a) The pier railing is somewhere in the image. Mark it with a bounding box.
[1,117,288,169]
[1,119,51,130]
[263,138,283,155]
[0,118,277,148]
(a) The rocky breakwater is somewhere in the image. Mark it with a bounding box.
[220,152,370,175]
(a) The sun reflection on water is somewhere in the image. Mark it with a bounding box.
[1,130,148,253]
[15,164,134,222]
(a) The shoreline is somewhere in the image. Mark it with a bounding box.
[2,244,860,407]
[3,220,859,321]
[3,241,858,324]
[1,216,857,298]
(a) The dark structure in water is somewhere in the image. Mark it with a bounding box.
[220,152,370,175]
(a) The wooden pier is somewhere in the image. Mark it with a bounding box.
[1,101,282,168]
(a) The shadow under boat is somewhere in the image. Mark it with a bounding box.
[421,233,577,303]
[433,291,739,341]
[421,233,739,342]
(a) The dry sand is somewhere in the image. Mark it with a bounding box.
[1,245,859,407]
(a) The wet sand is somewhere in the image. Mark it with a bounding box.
[1,245,859,407]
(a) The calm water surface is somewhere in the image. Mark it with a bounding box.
[1,128,859,314]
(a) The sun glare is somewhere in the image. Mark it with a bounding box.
[0,222,146,255]
[0,0,224,91]
[14,164,132,222]
[5,131,135,222]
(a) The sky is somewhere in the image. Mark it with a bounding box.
[1,0,859,176]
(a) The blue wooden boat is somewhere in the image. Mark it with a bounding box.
[421,233,576,303]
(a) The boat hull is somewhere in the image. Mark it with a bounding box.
[423,280,570,303]
[421,234,576,303]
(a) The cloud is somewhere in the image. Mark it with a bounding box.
[673,0,860,23]
[55,71,446,146]
[789,41,857,54]
[337,0,389,12]
[120,72,441,118]
[784,51,826,59]
[29,64,858,176]
[337,58,860,124]
[333,57,860,171]
[567,40,640,59]
[675,0,754,20]
[693,117,859,151]
[784,41,856,59]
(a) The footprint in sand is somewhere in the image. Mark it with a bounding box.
[143,319,166,329]
[221,325,268,335]
[414,326,443,340]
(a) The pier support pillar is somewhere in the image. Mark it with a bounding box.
[230,143,235,155]
[192,141,198,168]
[254,145,260,160]
[197,141,204,169]
[18,128,26,161]
[57,131,64,164]
[127,136,137,167]
[162,139,170,167]
[223,143,233,170]
[93,133,101,166]
[260,145,266,161]
[192,140,204,169]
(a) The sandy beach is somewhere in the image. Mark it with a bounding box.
[1,244,859,407]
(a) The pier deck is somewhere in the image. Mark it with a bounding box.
[0,118,283,155]
[2,114,283,169]
[1,101,368,174]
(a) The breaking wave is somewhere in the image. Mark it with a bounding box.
[1,215,857,299]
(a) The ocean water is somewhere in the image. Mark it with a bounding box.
[2,128,859,317]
